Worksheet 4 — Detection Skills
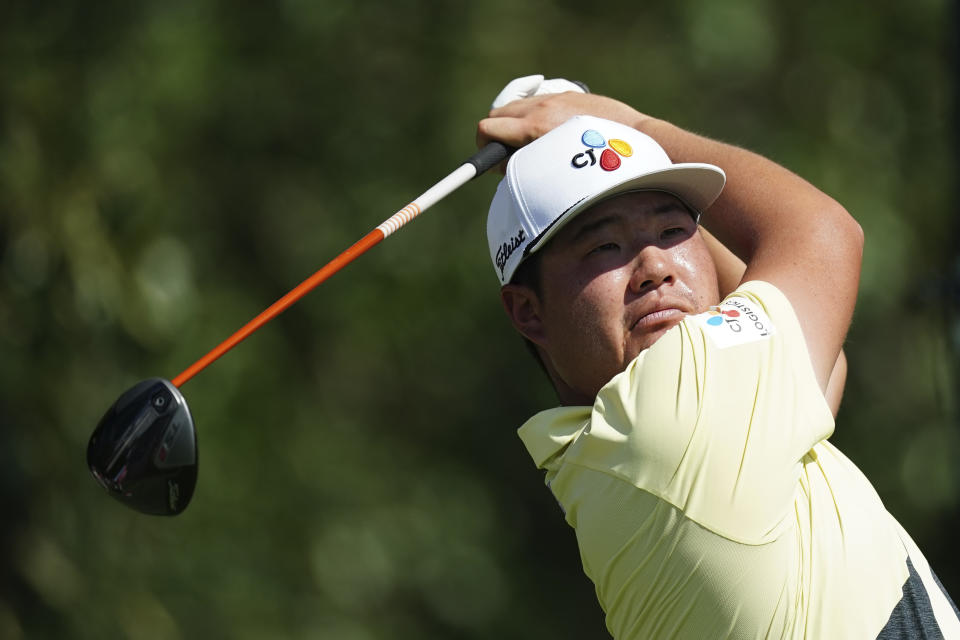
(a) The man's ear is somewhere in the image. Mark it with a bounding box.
[500,284,547,346]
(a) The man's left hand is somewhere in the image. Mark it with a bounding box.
[477,90,648,150]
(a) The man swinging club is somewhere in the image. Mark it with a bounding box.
[479,75,960,638]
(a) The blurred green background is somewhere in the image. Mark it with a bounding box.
[1,1,957,638]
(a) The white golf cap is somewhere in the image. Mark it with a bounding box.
[486,115,726,285]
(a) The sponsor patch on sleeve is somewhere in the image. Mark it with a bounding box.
[692,297,776,348]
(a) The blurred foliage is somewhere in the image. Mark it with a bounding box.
[0,0,957,638]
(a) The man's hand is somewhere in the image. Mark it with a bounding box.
[476,89,647,150]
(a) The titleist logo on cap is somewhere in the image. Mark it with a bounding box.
[495,228,526,278]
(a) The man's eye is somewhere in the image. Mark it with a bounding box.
[588,243,619,255]
[661,227,687,240]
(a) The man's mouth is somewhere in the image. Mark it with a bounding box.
[630,307,686,331]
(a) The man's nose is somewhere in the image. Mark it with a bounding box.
[628,247,674,294]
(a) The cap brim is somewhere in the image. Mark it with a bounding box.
[525,163,726,256]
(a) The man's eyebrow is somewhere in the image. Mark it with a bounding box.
[567,214,621,245]
[652,201,690,216]
[567,201,691,244]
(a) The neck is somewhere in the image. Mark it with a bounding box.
[539,346,596,407]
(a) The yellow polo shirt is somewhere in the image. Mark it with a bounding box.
[519,281,955,638]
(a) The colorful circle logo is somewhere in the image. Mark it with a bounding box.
[572,130,633,172]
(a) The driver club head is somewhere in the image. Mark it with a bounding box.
[87,378,197,516]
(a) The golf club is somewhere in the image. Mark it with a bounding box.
[87,141,511,515]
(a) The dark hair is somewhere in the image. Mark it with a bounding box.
[509,252,551,379]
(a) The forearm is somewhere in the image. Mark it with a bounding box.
[633,117,855,267]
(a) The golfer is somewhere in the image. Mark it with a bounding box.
[479,77,960,638]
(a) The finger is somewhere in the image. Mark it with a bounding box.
[488,95,543,119]
[476,116,541,149]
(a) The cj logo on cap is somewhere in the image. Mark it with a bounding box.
[571,129,633,171]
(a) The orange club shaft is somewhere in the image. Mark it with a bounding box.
[171,228,385,388]
[168,140,512,388]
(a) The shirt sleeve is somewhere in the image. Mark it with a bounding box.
[560,280,836,544]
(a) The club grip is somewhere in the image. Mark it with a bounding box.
[464,79,589,178]
[465,141,513,177]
